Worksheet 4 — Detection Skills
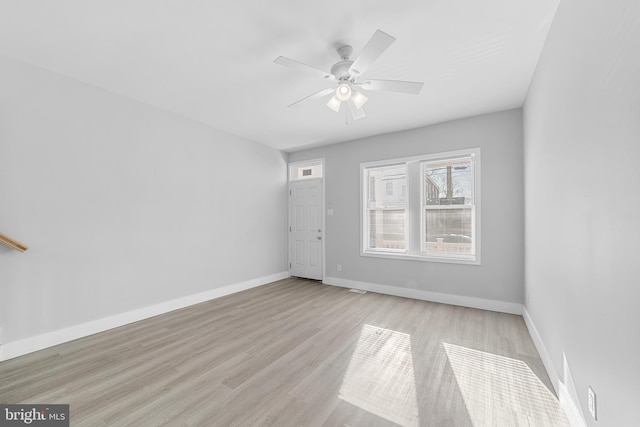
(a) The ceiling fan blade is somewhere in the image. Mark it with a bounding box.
[288,88,335,108]
[274,56,335,81]
[358,79,424,95]
[346,98,366,121]
[348,30,396,77]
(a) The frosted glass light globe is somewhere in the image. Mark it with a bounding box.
[335,84,352,101]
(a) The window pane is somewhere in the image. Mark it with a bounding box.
[369,209,405,250]
[424,157,473,205]
[424,208,473,255]
[290,162,323,181]
[366,165,406,250]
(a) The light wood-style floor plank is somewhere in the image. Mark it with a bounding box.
[0,278,569,426]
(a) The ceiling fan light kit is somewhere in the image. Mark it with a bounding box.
[274,29,424,122]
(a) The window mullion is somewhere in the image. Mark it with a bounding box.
[407,161,421,255]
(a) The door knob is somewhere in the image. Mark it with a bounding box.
[317,236,322,240]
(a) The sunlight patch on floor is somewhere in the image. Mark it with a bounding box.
[443,342,570,426]
[339,324,419,427]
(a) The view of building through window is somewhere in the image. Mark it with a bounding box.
[423,157,474,256]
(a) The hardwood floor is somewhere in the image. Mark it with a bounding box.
[0,278,569,426]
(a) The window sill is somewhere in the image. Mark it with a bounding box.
[361,250,480,265]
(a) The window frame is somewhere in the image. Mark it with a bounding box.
[360,148,481,265]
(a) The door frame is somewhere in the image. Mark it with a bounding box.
[288,158,325,280]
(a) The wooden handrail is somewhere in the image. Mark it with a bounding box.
[0,233,28,252]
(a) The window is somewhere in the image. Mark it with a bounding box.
[289,160,323,181]
[386,181,394,196]
[361,149,480,264]
[422,157,474,257]
[365,164,407,252]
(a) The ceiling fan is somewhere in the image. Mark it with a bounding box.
[274,30,424,121]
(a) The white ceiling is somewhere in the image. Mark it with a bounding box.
[0,0,558,152]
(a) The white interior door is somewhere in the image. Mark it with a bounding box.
[289,179,323,280]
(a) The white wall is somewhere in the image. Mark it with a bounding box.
[523,0,640,425]
[0,56,288,351]
[289,109,524,308]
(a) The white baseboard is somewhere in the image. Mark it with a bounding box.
[323,276,523,315]
[0,271,289,361]
[558,382,588,427]
[522,307,586,427]
[522,307,560,389]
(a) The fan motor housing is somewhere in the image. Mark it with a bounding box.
[330,60,354,81]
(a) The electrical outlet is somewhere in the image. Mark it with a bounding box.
[588,386,597,420]
[337,264,342,272]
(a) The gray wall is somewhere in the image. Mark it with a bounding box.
[289,109,524,304]
[523,0,640,425]
[0,56,288,344]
